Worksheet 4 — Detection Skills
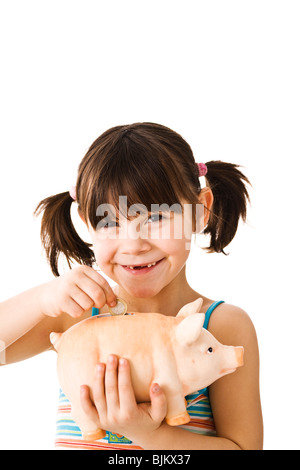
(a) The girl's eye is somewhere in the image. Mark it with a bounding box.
[207,347,213,353]
[147,213,164,224]
[98,220,119,229]
[106,221,118,228]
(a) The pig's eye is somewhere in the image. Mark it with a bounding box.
[207,347,213,353]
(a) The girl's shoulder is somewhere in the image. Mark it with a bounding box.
[205,301,258,348]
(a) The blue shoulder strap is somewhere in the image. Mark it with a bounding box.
[92,307,100,316]
[203,300,225,330]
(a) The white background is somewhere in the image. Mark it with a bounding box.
[0,0,299,450]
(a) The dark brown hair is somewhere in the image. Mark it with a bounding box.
[35,122,250,276]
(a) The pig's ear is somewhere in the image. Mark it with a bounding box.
[175,313,205,345]
[50,332,63,352]
[176,298,203,318]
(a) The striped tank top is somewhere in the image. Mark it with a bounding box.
[55,300,224,450]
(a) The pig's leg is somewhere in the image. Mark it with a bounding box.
[153,363,190,426]
[164,389,190,426]
[82,427,106,441]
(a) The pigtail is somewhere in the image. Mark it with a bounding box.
[34,192,95,277]
[203,161,251,254]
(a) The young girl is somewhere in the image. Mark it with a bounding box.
[0,122,263,450]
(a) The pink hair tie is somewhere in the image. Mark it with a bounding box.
[69,186,77,201]
[197,162,208,177]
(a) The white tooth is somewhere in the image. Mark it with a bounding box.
[127,262,157,269]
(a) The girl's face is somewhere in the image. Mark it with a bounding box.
[87,204,196,299]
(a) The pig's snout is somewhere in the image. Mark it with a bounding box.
[220,346,244,376]
[235,346,244,368]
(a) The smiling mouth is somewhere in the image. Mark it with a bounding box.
[121,258,164,272]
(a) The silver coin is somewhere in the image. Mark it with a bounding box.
[108,298,127,316]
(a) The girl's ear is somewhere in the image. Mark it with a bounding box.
[78,208,87,225]
[196,187,214,232]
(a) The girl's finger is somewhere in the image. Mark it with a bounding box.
[148,383,168,424]
[104,355,120,411]
[73,281,106,311]
[118,358,137,411]
[80,385,100,425]
[69,284,97,311]
[61,294,86,318]
[92,363,107,417]
[80,267,117,307]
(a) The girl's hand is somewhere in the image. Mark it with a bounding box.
[40,266,117,318]
[80,355,167,444]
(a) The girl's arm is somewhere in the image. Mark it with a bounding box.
[134,422,241,450]
[80,304,263,450]
[0,266,117,364]
[207,303,263,450]
[0,284,58,358]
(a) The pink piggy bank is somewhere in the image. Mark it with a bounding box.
[50,298,244,440]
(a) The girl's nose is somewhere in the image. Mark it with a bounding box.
[119,236,152,255]
[118,217,152,255]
